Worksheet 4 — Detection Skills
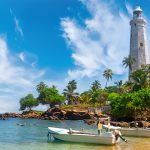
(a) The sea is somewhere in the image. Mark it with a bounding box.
[0,118,149,150]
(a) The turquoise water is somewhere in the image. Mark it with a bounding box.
[0,119,149,150]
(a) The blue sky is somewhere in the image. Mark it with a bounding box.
[0,0,150,112]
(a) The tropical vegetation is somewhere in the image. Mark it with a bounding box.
[19,58,150,121]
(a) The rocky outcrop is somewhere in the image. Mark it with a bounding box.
[0,113,21,119]
[41,108,91,120]
[130,121,150,128]
[65,110,91,120]
[20,111,41,119]
[84,119,150,128]
[111,121,129,127]
[41,108,65,120]
[84,119,129,127]
[1,109,150,126]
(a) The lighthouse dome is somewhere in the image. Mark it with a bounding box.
[134,6,142,13]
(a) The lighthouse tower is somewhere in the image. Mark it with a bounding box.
[129,6,148,74]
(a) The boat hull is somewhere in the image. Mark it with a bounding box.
[53,133,116,145]
[103,125,150,138]
[120,128,150,138]
[48,127,118,145]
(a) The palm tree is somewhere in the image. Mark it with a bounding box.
[131,68,147,91]
[91,80,101,91]
[103,69,113,87]
[122,55,136,72]
[114,80,123,93]
[80,91,92,104]
[144,64,150,87]
[63,80,78,105]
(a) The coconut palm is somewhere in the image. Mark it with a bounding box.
[131,68,147,91]
[63,80,78,105]
[114,80,123,93]
[144,64,150,87]
[122,55,136,71]
[80,91,92,104]
[103,69,113,87]
[91,80,101,91]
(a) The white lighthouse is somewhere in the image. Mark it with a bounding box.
[129,6,149,74]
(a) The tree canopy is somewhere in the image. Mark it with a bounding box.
[19,94,39,111]
[63,80,78,105]
[103,69,113,87]
[37,83,65,107]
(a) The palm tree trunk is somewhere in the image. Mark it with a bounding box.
[105,80,108,88]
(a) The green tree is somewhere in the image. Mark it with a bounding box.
[103,69,113,87]
[37,85,65,108]
[108,92,134,119]
[63,80,78,105]
[19,94,39,111]
[144,64,150,87]
[105,86,117,93]
[36,81,48,93]
[97,90,108,108]
[122,55,136,72]
[108,89,150,120]
[91,80,101,91]
[130,68,147,91]
[89,81,107,107]
[114,80,123,93]
[80,91,92,104]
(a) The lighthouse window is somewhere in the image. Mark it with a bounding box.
[140,43,143,47]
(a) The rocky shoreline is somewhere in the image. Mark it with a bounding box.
[0,108,94,120]
[1,108,150,128]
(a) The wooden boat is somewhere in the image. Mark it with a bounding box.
[48,127,121,145]
[103,125,150,138]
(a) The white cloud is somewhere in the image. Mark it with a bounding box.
[10,8,24,38]
[61,0,130,80]
[18,52,25,62]
[18,51,38,67]
[0,37,45,113]
[14,16,24,37]
[125,1,133,16]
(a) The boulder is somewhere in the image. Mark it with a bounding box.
[129,121,150,128]
[110,121,129,127]
[66,111,91,120]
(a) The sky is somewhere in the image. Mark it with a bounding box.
[0,0,150,113]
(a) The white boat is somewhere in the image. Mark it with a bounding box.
[103,125,150,138]
[47,127,121,145]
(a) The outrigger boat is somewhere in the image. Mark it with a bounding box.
[47,127,122,145]
[103,125,150,138]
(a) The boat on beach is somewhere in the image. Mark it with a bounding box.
[47,127,121,145]
[103,125,150,138]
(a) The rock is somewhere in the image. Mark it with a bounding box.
[3,112,21,118]
[144,121,150,128]
[110,121,129,127]
[20,111,41,119]
[129,121,150,128]
[66,111,91,120]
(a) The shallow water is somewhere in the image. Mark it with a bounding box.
[0,119,149,150]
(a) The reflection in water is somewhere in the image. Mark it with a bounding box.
[49,137,150,150]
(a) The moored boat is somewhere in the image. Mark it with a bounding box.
[48,127,121,145]
[103,125,150,138]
